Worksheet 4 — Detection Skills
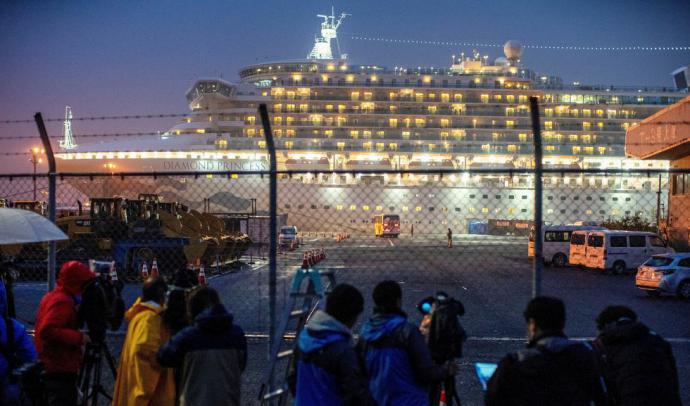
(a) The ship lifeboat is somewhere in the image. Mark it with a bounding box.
[468,161,516,169]
[408,159,456,170]
[345,158,392,171]
[285,157,330,171]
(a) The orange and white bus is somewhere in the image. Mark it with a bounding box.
[373,214,401,237]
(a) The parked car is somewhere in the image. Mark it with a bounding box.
[636,253,690,299]
[583,230,673,274]
[278,225,299,247]
[528,225,604,267]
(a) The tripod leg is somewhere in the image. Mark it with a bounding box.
[103,344,118,377]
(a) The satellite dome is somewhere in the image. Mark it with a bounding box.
[504,40,523,60]
[494,56,509,66]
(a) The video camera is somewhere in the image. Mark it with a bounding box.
[78,260,125,342]
[417,291,467,361]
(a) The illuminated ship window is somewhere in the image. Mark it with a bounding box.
[350,205,357,211]
[336,205,343,211]
[481,208,489,214]
[402,206,409,212]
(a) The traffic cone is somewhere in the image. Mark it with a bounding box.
[150,258,159,278]
[198,264,207,285]
[109,262,118,282]
[140,262,149,279]
[439,389,447,406]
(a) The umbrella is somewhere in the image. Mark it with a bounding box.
[0,208,68,245]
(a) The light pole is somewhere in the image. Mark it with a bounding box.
[29,147,44,200]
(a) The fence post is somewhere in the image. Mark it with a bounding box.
[529,97,543,298]
[258,105,277,369]
[34,113,57,291]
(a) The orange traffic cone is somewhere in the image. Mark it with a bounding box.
[109,262,118,282]
[198,264,207,285]
[141,262,149,279]
[150,258,159,278]
[439,389,447,406]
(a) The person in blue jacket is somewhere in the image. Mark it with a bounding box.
[290,283,376,406]
[359,280,454,406]
[0,279,38,405]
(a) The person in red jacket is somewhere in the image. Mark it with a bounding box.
[35,261,95,406]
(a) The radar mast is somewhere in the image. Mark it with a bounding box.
[307,7,349,60]
[59,105,77,150]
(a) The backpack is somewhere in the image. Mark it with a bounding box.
[428,297,467,361]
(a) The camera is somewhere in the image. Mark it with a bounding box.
[417,291,466,361]
[78,260,125,342]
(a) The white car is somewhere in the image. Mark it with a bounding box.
[636,253,690,299]
[278,225,299,247]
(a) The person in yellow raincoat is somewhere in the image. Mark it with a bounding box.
[112,277,175,405]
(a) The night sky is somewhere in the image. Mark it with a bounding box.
[1,0,689,172]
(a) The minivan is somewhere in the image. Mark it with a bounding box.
[583,230,673,274]
[278,225,299,247]
[529,225,604,267]
[569,229,607,267]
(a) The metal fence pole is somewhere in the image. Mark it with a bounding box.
[34,113,57,291]
[258,104,278,366]
[529,97,543,298]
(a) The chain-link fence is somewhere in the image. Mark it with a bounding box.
[2,167,689,404]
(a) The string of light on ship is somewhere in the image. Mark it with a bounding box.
[348,35,690,51]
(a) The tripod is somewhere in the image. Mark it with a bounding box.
[78,341,118,406]
[431,362,461,406]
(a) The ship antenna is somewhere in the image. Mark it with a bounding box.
[59,105,77,150]
[307,8,349,60]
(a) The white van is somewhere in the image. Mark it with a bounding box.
[569,229,607,267]
[528,225,604,267]
[583,230,673,274]
[278,225,299,247]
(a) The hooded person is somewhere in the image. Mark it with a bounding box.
[157,286,247,406]
[112,277,175,406]
[35,260,95,406]
[593,305,681,406]
[289,284,376,406]
[0,279,37,405]
[486,296,607,406]
[358,280,452,406]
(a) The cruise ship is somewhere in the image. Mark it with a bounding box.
[55,11,686,234]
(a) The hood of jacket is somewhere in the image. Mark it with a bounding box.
[298,310,352,353]
[361,312,407,343]
[598,320,650,345]
[194,303,234,333]
[57,260,95,296]
[125,297,163,322]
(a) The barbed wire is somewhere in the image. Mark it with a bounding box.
[0,113,192,125]
[348,35,690,51]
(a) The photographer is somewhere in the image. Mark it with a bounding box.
[112,277,175,405]
[419,292,466,406]
[1,279,37,405]
[35,260,95,406]
[358,280,455,406]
